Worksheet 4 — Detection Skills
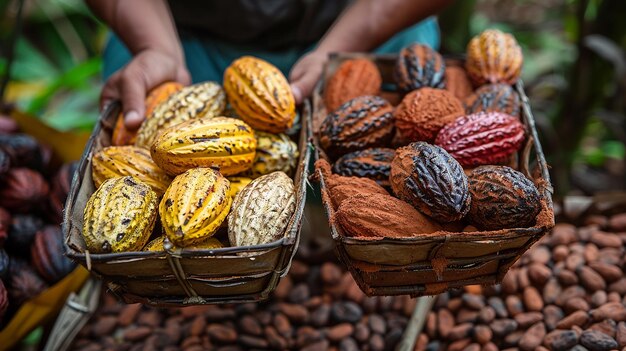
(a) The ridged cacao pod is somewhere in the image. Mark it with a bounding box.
[466,29,523,86]
[0,249,8,279]
[468,166,542,230]
[390,142,471,222]
[112,82,184,146]
[320,95,394,158]
[0,114,18,134]
[223,56,296,133]
[135,82,226,149]
[0,149,9,179]
[332,148,395,187]
[0,279,8,323]
[92,146,171,196]
[151,117,257,176]
[444,66,473,99]
[143,235,223,251]
[0,168,49,213]
[227,177,252,199]
[0,134,45,170]
[47,162,79,223]
[241,131,298,178]
[324,58,382,112]
[228,171,295,248]
[8,257,47,305]
[31,225,75,284]
[394,88,464,143]
[464,83,520,116]
[83,176,158,253]
[160,168,232,247]
[0,207,10,246]
[435,112,525,167]
[7,214,43,257]
[394,44,445,93]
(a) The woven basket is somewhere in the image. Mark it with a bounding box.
[312,53,555,297]
[63,101,311,307]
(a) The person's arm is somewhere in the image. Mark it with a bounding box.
[86,0,190,128]
[289,0,454,104]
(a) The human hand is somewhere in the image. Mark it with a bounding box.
[289,50,328,105]
[101,49,191,130]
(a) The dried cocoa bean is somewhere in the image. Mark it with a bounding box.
[578,266,607,291]
[514,312,543,328]
[563,297,590,315]
[584,243,600,262]
[608,278,626,295]
[542,278,562,305]
[206,324,238,344]
[580,330,618,351]
[527,263,551,286]
[457,309,479,323]
[448,297,463,312]
[556,286,586,306]
[273,313,292,338]
[555,310,590,329]
[490,319,518,337]
[326,323,354,342]
[506,295,524,316]
[274,275,293,299]
[478,306,496,324]
[462,294,486,310]
[124,327,152,342]
[517,267,531,289]
[588,319,617,338]
[473,325,492,344]
[368,314,386,334]
[503,330,524,347]
[320,263,342,285]
[339,337,359,351]
[556,269,578,286]
[369,333,385,351]
[549,224,577,246]
[118,304,142,327]
[296,326,323,347]
[278,303,309,324]
[523,286,543,312]
[586,261,621,283]
[426,312,437,338]
[616,322,626,348]
[353,322,369,343]
[591,290,608,308]
[543,330,579,351]
[543,305,564,331]
[438,309,455,338]
[311,304,331,327]
[448,323,473,340]
[238,315,262,336]
[447,338,472,351]
[519,322,546,351]
[590,302,626,322]
[552,245,569,261]
[331,301,363,323]
[528,246,551,264]
[189,316,206,337]
[590,231,622,248]
[501,270,519,294]
[566,254,586,271]
[488,297,508,318]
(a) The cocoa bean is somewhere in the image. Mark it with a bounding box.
[527,263,551,286]
[584,243,600,262]
[590,302,626,322]
[296,326,323,347]
[543,305,564,331]
[93,316,117,336]
[514,312,543,328]
[238,315,262,336]
[542,278,562,304]
[255,310,272,325]
[591,290,608,308]
[320,262,342,285]
[339,337,359,351]
[369,333,384,351]
[448,323,473,340]
[205,308,236,322]
[517,267,531,289]
[481,342,498,351]
[616,322,626,348]
[505,295,524,316]
[448,298,463,312]
[273,313,292,338]
[503,330,524,347]
[302,339,330,351]
[519,322,545,351]
[289,283,310,304]
[578,266,607,291]
[384,327,403,349]
[608,278,626,295]
[501,270,519,294]
[588,319,617,338]
[549,223,577,246]
[331,301,363,324]
[206,324,237,344]
[478,306,496,324]
[563,297,590,314]
[566,253,586,271]
[124,326,152,342]
[265,326,289,349]
[464,343,481,351]
[457,309,479,323]
[552,245,569,261]
[473,325,492,344]
[368,314,386,334]
[580,330,618,351]
[608,213,626,231]
[585,215,608,228]
[189,316,206,337]
[274,275,293,299]
[311,304,331,327]
[590,231,622,248]
[543,330,579,351]
[556,269,579,286]
[528,245,551,264]
[488,297,508,318]
[415,334,429,351]
[490,319,518,337]
[598,248,621,265]
[118,304,142,327]
[447,338,472,351]
[608,291,621,302]
[522,286,543,312]
[426,312,437,338]
[462,294,486,310]
[326,323,354,342]
[353,322,369,343]
[556,286,586,306]
[555,310,590,329]
[137,310,162,328]
[344,280,366,303]
[438,309,455,338]
[278,303,309,324]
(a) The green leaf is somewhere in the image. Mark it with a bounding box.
[602,140,626,160]
[0,39,60,82]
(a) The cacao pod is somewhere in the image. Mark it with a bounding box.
[223,56,296,133]
[0,249,8,279]
[468,166,542,230]
[435,112,525,167]
[151,117,257,176]
[83,176,158,253]
[92,146,171,196]
[135,82,226,149]
[0,207,10,246]
[324,58,382,112]
[332,148,395,187]
[394,88,464,143]
[464,83,520,116]
[241,131,298,178]
[47,162,78,223]
[143,235,223,251]
[394,43,446,93]
[7,214,43,257]
[0,134,45,170]
[445,66,473,99]
[390,142,471,222]
[8,257,47,305]
[0,168,49,213]
[112,82,183,146]
[227,176,252,199]
[319,95,394,158]
[0,114,18,134]
[0,149,9,179]
[228,172,295,248]
[31,225,75,284]
[0,279,7,323]
[466,29,523,86]
[160,168,232,247]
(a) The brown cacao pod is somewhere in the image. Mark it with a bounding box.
[31,225,75,284]
[0,249,8,279]
[445,66,473,99]
[324,58,382,112]
[468,166,542,230]
[332,148,395,187]
[0,279,7,323]
[224,56,296,133]
[47,162,78,223]
[7,214,43,257]
[394,88,464,143]
[241,131,298,178]
[227,176,252,199]
[228,172,295,248]
[0,149,9,179]
[8,257,47,305]
[394,44,446,93]
[0,168,49,213]
[435,112,525,167]
[390,142,471,222]
[320,95,394,158]
[0,134,46,171]
[464,84,520,116]
[466,29,523,86]
[0,207,10,246]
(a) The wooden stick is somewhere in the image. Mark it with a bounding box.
[395,295,437,351]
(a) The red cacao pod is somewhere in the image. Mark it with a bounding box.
[7,214,44,257]
[0,149,9,179]
[395,44,445,93]
[0,279,8,323]
[0,168,49,213]
[0,134,46,170]
[31,225,75,284]
[464,83,520,116]
[466,29,523,86]
[0,207,10,246]
[0,249,8,279]
[468,166,542,230]
[324,58,382,112]
[47,162,79,223]
[7,257,47,305]
[332,148,395,187]
[435,112,525,167]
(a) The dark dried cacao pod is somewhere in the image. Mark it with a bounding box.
[7,215,44,257]
[0,149,9,179]
[394,44,445,93]
[0,249,8,279]
[0,279,8,323]
[0,168,49,213]
[0,207,10,246]
[435,112,525,167]
[468,166,542,230]
[0,134,45,170]
[332,148,395,187]
[319,96,394,158]
[47,162,79,223]
[324,58,382,112]
[31,226,75,284]
[390,142,471,222]
[7,257,47,305]
[464,84,520,116]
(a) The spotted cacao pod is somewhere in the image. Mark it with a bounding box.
[151,117,256,176]
[444,66,473,99]
[466,29,523,86]
[224,56,296,133]
[0,149,9,179]
[0,279,8,323]
[390,142,471,222]
[435,112,525,167]
[241,131,298,178]
[83,176,158,253]
[7,214,43,257]
[0,134,46,170]
[320,96,394,158]
[0,249,8,279]
[112,82,183,146]
[47,162,78,223]
[160,168,232,247]
[92,146,171,196]
[135,82,226,149]
[324,58,382,112]
[0,168,49,213]
[227,176,252,199]
[228,172,295,248]
[394,44,445,93]
[332,148,395,187]
[8,257,47,305]
[464,83,520,116]
[394,88,464,143]
[143,235,223,251]
[31,225,75,284]
[0,207,9,246]
[469,166,541,230]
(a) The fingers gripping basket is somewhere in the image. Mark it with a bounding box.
[313,53,555,297]
[63,102,310,306]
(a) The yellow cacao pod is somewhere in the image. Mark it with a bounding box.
[241,131,299,178]
[143,235,223,251]
[160,168,232,247]
[466,29,523,86]
[227,176,252,199]
[135,82,226,149]
[151,117,257,176]
[83,176,158,253]
[91,146,171,196]
[228,171,295,248]
[223,56,296,133]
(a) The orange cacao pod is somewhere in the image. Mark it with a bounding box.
[324,58,382,112]
[466,29,523,86]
